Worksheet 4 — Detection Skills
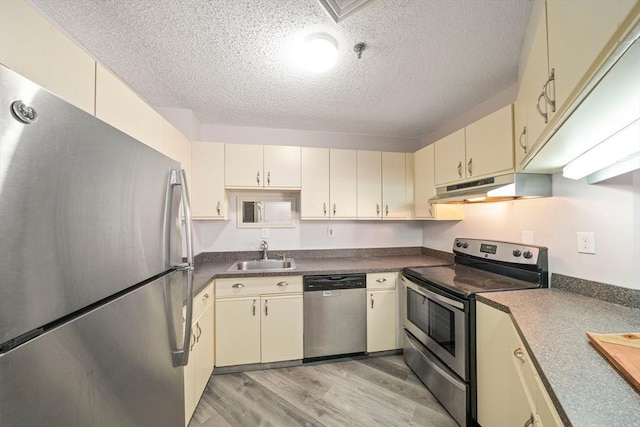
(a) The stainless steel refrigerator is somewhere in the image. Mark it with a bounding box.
[0,64,195,426]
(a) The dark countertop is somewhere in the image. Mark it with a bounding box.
[478,289,640,427]
[193,254,452,295]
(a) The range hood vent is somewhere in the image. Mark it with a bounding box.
[429,173,552,204]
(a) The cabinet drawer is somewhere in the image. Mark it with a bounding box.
[215,276,303,297]
[193,283,214,320]
[366,272,397,289]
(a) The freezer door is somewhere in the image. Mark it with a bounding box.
[0,65,183,345]
[0,271,186,427]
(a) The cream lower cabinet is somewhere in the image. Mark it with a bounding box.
[413,144,463,220]
[215,276,303,367]
[184,284,215,426]
[476,302,563,427]
[191,141,226,219]
[366,273,398,353]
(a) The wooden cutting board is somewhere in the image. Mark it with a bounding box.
[586,332,640,391]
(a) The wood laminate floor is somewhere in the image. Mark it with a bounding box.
[188,355,457,427]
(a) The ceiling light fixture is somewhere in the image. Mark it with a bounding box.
[301,33,338,73]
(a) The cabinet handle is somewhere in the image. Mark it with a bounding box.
[256,171,260,185]
[543,68,556,113]
[276,281,288,287]
[333,203,336,215]
[216,201,221,215]
[376,204,380,216]
[457,161,462,178]
[536,91,548,124]
[232,283,244,289]
[196,323,202,342]
[518,126,527,154]
[267,171,271,185]
[467,158,473,176]
[376,278,387,283]
[371,294,374,309]
[513,348,525,363]
[265,299,269,316]
[385,204,389,216]
[252,299,256,316]
[202,292,210,302]
[323,202,327,216]
[428,203,433,217]
[524,414,534,427]
[190,331,196,351]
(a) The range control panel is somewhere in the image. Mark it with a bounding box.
[453,238,546,266]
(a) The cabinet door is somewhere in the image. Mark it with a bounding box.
[414,145,435,219]
[366,290,396,353]
[434,129,466,186]
[260,294,303,363]
[0,0,96,114]
[215,297,261,366]
[546,0,637,116]
[382,152,407,219]
[263,145,301,188]
[465,104,514,179]
[357,151,382,219]
[521,4,551,153]
[405,153,414,220]
[225,144,263,188]
[330,149,357,219]
[191,142,225,219]
[301,147,330,219]
[193,303,214,404]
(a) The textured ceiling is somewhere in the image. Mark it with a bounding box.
[31,0,532,139]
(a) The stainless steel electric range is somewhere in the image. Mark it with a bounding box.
[402,238,548,427]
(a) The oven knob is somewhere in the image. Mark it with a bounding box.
[523,251,533,259]
[456,241,462,247]
[513,249,522,257]
[462,242,468,248]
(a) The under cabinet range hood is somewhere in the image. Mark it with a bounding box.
[429,173,552,204]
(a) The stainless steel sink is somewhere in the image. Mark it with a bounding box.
[227,259,296,272]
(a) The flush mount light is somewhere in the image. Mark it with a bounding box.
[300,33,338,73]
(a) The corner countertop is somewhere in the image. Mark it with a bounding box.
[478,289,640,427]
[193,254,452,295]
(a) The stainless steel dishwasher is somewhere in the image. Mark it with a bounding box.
[303,274,366,361]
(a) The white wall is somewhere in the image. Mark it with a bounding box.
[193,192,423,253]
[423,170,640,290]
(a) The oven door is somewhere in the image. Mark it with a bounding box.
[403,276,467,380]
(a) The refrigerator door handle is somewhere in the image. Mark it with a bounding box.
[169,169,195,367]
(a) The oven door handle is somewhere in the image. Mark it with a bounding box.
[403,276,465,310]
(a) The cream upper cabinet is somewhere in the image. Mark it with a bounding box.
[163,120,192,187]
[224,144,264,188]
[434,129,466,186]
[434,105,514,186]
[329,149,357,219]
[382,152,408,219]
[357,151,383,219]
[96,64,165,153]
[414,145,463,220]
[546,0,639,119]
[301,147,330,219]
[464,104,514,179]
[405,153,415,220]
[518,3,552,161]
[225,144,300,189]
[0,0,96,115]
[260,294,303,363]
[476,302,563,427]
[191,142,226,219]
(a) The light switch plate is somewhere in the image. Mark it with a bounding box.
[261,228,269,238]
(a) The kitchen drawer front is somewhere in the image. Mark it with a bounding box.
[366,272,397,289]
[215,276,303,298]
[193,283,214,319]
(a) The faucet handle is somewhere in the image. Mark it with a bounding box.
[276,253,286,261]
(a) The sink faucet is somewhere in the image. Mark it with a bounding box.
[260,240,269,260]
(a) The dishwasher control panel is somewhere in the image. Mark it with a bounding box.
[303,274,366,291]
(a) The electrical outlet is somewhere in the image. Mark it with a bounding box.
[577,232,596,254]
[327,227,335,238]
[261,228,269,238]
